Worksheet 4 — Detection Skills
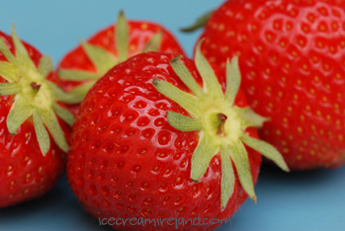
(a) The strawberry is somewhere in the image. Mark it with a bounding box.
[192,0,345,170]
[0,27,74,208]
[54,11,185,116]
[67,43,287,230]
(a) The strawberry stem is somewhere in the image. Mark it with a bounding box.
[216,113,227,136]
[30,82,41,90]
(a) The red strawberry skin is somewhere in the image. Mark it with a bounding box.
[197,0,345,170]
[0,31,67,208]
[67,52,261,231]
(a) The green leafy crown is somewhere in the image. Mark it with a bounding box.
[0,25,76,155]
[153,40,289,209]
[58,11,163,102]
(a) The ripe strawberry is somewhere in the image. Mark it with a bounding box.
[0,27,74,208]
[193,0,345,170]
[67,43,287,230]
[54,11,185,116]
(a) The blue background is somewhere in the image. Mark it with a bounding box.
[1,1,345,231]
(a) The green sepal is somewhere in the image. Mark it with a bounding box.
[0,83,21,96]
[241,134,289,172]
[66,81,95,102]
[42,109,69,152]
[180,10,214,32]
[58,38,117,83]
[11,24,35,69]
[220,145,235,209]
[38,56,54,78]
[33,108,50,155]
[116,10,129,63]
[47,81,85,104]
[0,36,16,63]
[80,40,117,75]
[0,61,17,82]
[225,57,241,105]
[58,69,99,81]
[143,31,163,52]
[229,140,256,202]
[167,111,203,131]
[191,133,219,182]
[153,78,201,116]
[53,103,75,126]
[170,56,204,98]
[235,107,268,128]
[195,40,223,98]
[6,95,33,135]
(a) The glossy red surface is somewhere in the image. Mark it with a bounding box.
[197,0,345,169]
[67,52,261,231]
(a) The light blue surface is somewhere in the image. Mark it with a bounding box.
[1,1,345,231]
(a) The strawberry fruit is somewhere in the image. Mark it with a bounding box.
[192,0,345,170]
[54,11,185,115]
[67,42,287,230]
[0,27,73,208]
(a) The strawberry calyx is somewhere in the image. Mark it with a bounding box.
[58,11,163,103]
[153,41,289,209]
[0,25,75,155]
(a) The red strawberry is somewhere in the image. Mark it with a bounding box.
[193,0,345,170]
[0,27,73,208]
[54,11,186,116]
[67,43,287,230]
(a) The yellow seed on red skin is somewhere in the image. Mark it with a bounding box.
[129,45,136,51]
[141,24,148,30]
